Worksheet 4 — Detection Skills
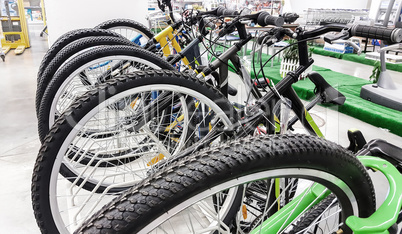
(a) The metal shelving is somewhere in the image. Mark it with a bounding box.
[374,0,402,26]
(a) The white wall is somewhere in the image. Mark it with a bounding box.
[44,0,148,45]
[286,0,370,14]
[369,0,381,19]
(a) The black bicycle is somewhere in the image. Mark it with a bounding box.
[31,7,402,233]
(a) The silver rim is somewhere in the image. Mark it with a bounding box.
[49,55,164,129]
[107,26,151,45]
[48,83,233,233]
[138,169,357,234]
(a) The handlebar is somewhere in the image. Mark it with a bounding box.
[192,7,402,44]
[299,24,402,44]
[216,7,239,17]
[350,25,402,43]
[196,8,402,46]
[257,11,284,27]
[197,6,231,17]
[197,7,284,27]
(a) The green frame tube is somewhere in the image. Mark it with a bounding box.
[346,156,402,234]
[250,183,330,234]
[249,156,402,234]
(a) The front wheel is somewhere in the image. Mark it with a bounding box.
[75,134,376,234]
[32,70,238,234]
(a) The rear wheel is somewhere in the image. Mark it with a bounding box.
[75,134,376,234]
[32,70,238,234]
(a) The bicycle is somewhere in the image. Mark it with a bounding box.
[74,133,402,234]
[35,7,287,143]
[67,22,402,233]
[32,8,401,233]
[35,10,198,141]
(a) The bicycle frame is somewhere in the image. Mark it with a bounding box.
[145,22,194,69]
[249,155,402,234]
[156,24,340,167]
[194,29,326,139]
[152,22,402,232]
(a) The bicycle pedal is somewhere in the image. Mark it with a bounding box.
[347,128,367,153]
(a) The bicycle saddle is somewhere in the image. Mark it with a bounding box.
[307,72,346,105]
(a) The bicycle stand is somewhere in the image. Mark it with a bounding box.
[360,43,402,111]
[359,0,402,111]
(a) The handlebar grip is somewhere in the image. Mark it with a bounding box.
[257,12,284,27]
[216,7,239,17]
[198,6,222,17]
[350,25,402,43]
[216,6,226,16]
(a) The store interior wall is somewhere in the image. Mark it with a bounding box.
[283,0,381,22]
[368,0,382,19]
[41,0,389,46]
[287,0,370,13]
[43,0,148,45]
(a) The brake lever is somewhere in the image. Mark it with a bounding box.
[323,28,349,44]
[283,28,297,38]
[239,19,253,25]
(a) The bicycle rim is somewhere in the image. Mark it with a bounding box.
[137,170,357,234]
[48,84,233,233]
[106,26,151,45]
[49,55,164,129]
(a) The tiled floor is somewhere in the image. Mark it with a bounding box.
[0,23,401,233]
[0,22,46,233]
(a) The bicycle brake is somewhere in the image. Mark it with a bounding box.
[323,28,349,43]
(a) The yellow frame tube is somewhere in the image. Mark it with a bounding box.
[154,26,173,56]
[152,25,191,67]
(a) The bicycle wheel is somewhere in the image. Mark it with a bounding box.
[37,28,124,81]
[95,19,153,46]
[75,134,376,234]
[32,70,238,234]
[36,36,137,116]
[37,45,174,143]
